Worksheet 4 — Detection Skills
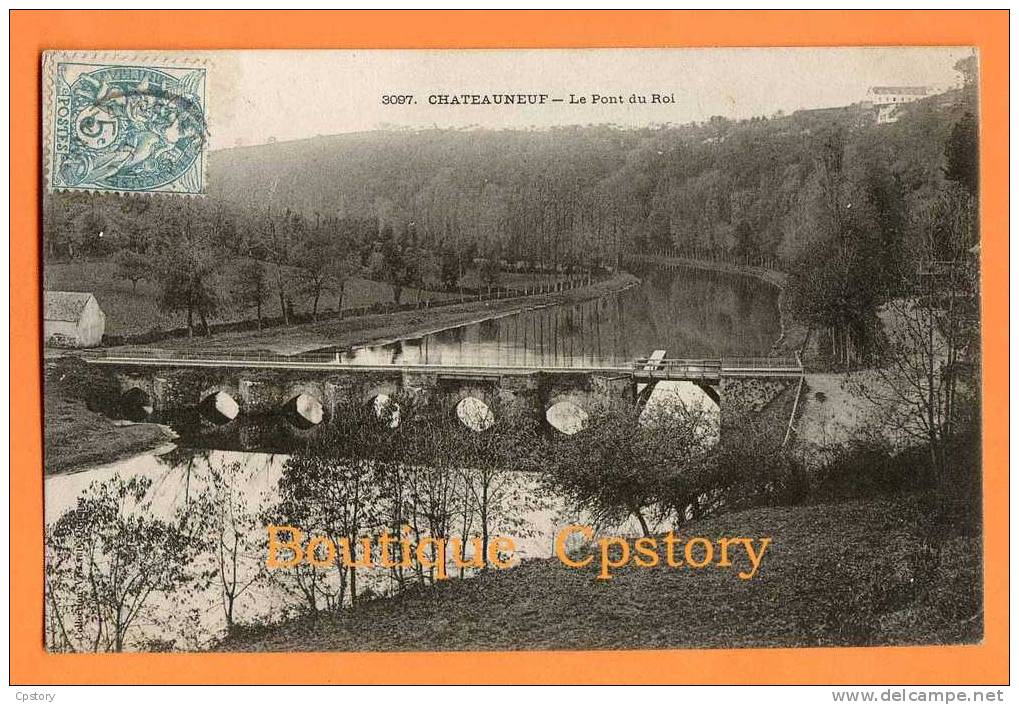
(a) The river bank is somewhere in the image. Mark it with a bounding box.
[112,272,641,356]
[44,394,175,475]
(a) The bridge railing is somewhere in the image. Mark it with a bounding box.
[631,356,802,380]
[78,349,803,375]
[80,348,343,365]
[80,348,642,371]
[632,357,720,366]
[721,356,801,369]
[721,356,803,378]
[632,357,801,369]
[631,358,723,380]
[632,358,721,369]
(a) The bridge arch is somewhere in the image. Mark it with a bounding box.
[361,382,400,406]
[199,387,240,425]
[362,383,402,428]
[285,381,329,405]
[544,391,596,435]
[280,382,329,428]
[120,387,153,420]
[456,396,496,432]
[448,384,498,432]
[283,392,325,429]
[447,384,498,410]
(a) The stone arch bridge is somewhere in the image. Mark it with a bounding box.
[79,350,802,436]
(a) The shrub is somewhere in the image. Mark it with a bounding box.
[810,436,924,503]
[539,398,713,534]
[659,416,809,523]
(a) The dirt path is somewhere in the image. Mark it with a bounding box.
[796,373,874,452]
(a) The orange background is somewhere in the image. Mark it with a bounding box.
[9,10,1009,685]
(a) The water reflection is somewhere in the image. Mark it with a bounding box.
[45,444,673,650]
[329,266,781,368]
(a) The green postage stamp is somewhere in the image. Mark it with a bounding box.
[43,52,208,195]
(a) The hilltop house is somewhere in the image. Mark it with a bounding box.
[867,86,932,124]
[44,291,106,348]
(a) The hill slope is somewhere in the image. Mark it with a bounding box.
[220,495,981,652]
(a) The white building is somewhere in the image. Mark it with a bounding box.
[867,86,931,124]
[44,291,106,348]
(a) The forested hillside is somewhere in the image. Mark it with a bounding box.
[43,68,978,357]
[44,87,974,267]
[203,90,971,266]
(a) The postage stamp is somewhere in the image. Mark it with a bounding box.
[43,52,208,195]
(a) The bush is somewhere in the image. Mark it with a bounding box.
[539,398,713,534]
[538,399,809,531]
[659,416,808,523]
[810,436,924,503]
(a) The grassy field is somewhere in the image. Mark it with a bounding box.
[43,392,174,475]
[43,259,457,338]
[220,494,981,652]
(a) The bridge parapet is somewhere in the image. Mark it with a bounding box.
[82,349,801,381]
[82,350,803,440]
[720,356,802,378]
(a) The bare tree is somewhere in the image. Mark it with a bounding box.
[44,476,206,652]
[259,207,294,326]
[231,259,270,329]
[853,184,979,546]
[195,462,266,631]
[333,250,363,316]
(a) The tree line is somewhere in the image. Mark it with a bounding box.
[44,195,512,336]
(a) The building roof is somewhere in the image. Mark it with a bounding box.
[44,291,96,322]
[869,86,930,96]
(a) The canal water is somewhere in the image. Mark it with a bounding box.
[44,264,782,651]
[333,265,781,368]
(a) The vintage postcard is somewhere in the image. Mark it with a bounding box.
[39,46,984,653]
[13,11,1006,689]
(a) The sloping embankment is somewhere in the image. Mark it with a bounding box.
[218,495,980,653]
